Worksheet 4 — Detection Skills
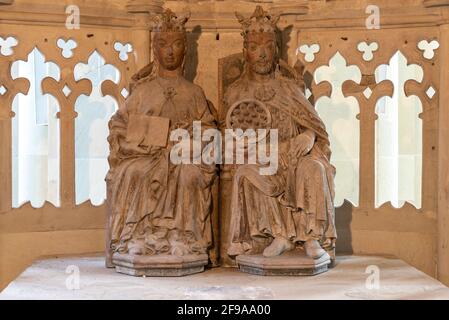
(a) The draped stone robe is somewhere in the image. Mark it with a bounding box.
[107,75,217,256]
[223,72,337,255]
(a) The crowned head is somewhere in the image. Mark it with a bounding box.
[151,9,190,71]
[236,6,281,75]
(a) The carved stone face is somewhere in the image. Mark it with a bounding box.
[153,32,186,71]
[244,32,277,75]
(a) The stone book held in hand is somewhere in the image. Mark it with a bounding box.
[126,114,170,148]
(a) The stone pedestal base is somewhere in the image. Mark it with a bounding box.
[112,253,209,277]
[236,248,331,276]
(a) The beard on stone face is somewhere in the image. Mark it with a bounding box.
[250,59,273,75]
[244,32,277,76]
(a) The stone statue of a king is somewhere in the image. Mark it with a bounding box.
[106,9,217,276]
[224,6,337,274]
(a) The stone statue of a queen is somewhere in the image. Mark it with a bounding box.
[106,9,217,276]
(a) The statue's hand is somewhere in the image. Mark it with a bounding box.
[289,133,314,159]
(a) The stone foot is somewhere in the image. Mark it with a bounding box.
[304,239,329,260]
[263,237,294,257]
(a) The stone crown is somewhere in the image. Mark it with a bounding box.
[235,5,280,36]
[150,8,190,32]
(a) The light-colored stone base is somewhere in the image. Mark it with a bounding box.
[112,253,209,277]
[2,255,449,299]
[236,249,331,276]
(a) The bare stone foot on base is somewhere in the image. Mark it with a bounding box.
[304,239,330,260]
[263,237,294,257]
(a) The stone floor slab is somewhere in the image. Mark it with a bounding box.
[1,255,449,300]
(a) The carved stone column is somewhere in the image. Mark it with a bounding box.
[126,0,164,14]
[437,19,449,287]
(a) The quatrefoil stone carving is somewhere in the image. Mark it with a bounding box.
[297,44,320,63]
[114,42,133,61]
[0,36,18,56]
[418,40,439,59]
[57,38,77,58]
[357,41,378,61]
